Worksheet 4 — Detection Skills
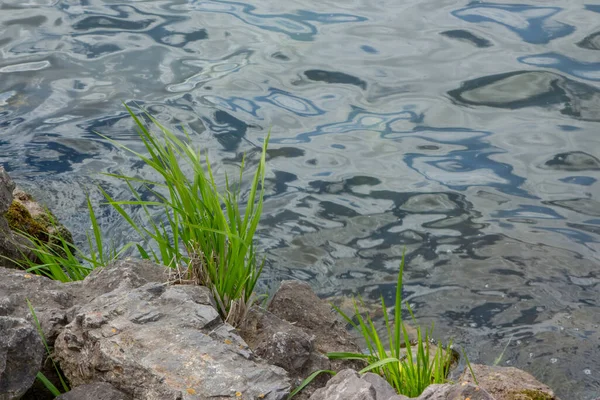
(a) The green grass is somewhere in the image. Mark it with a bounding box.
[5,197,120,282]
[27,299,70,396]
[98,105,268,326]
[291,252,455,398]
[5,105,269,327]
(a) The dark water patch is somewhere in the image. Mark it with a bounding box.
[546,199,600,217]
[3,15,47,26]
[518,52,600,82]
[448,70,600,121]
[542,152,600,171]
[577,32,600,51]
[302,70,367,89]
[452,3,574,44]
[440,29,492,48]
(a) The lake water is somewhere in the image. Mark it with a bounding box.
[1,0,599,398]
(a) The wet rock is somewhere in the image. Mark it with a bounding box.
[55,382,131,400]
[55,280,291,399]
[460,364,558,400]
[0,316,45,400]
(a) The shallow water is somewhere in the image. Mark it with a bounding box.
[1,0,600,397]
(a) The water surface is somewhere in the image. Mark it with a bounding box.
[1,1,599,398]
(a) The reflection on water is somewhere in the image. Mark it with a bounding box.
[1,0,599,397]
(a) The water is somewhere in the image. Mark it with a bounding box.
[1,1,599,397]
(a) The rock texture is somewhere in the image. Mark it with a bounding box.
[242,280,363,398]
[55,383,131,400]
[55,279,291,399]
[0,316,45,400]
[460,364,558,400]
[0,167,28,268]
[309,369,379,400]
[0,267,76,345]
[268,281,362,358]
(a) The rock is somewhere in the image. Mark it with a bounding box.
[55,280,291,399]
[308,369,377,400]
[0,267,76,345]
[55,382,131,400]
[0,316,45,400]
[0,167,30,269]
[266,281,364,398]
[460,364,558,400]
[361,373,397,400]
[241,307,319,375]
[269,281,362,357]
[0,167,14,215]
[416,383,494,400]
[70,258,171,304]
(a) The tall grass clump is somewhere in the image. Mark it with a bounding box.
[291,253,455,398]
[99,105,268,326]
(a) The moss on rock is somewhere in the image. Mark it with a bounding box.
[5,190,73,247]
[5,201,50,242]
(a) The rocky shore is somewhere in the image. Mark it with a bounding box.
[0,166,561,400]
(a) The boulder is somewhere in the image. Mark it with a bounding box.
[240,307,327,376]
[0,267,76,345]
[460,364,558,400]
[416,383,494,400]
[310,369,396,400]
[268,281,362,357]
[54,280,291,399]
[0,316,45,400]
[265,281,364,397]
[69,258,171,304]
[55,382,131,400]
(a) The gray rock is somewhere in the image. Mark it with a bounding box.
[0,167,28,269]
[55,281,291,399]
[70,258,171,304]
[0,316,45,400]
[309,370,376,400]
[460,364,558,400]
[0,166,14,215]
[0,267,76,345]
[268,281,362,357]
[55,382,131,400]
[361,373,397,400]
[416,383,494,400]
[241,307,316,375]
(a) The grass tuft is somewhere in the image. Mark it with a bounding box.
[98,105,269,326]
[291,251,455,398]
